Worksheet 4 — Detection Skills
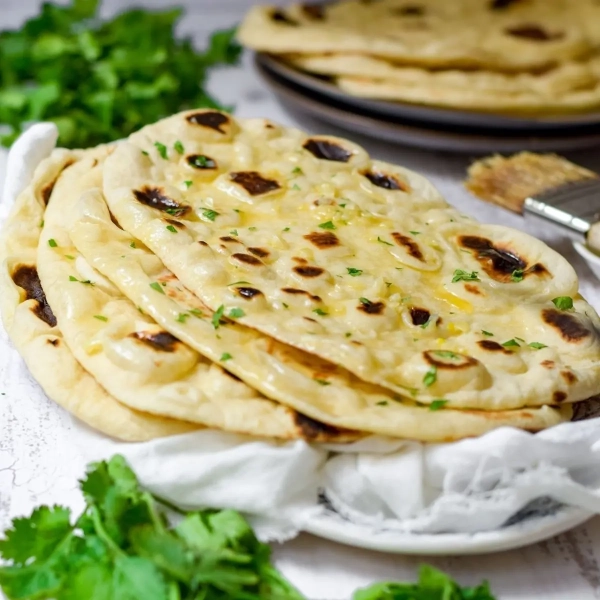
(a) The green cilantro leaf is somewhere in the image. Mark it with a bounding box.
[502,339,520,348]
[452,269,480,283]
[377,236,392,246]
[376,401,388,406]
[93,315,108,322]
[423,366,437,387]
[154,142,168,159]
[291,183,301,191]
[129,242,136,249]
[173,140,184,155]
[314,378,330,386]
[433,350,459,360]
[511,269,524,282]
[228,308,245,319]
[211,305,225,329]
[183,180,192,189]
[552,296,574,311]
[175,313,189,323]
[48,238,58,248]
[166,225,177,233]
[202,209,218,221]
[481,330,494,337]
[346,267,363,277]
[528,342,548,349]
[409,230,420,235]
[429,399,448,411]
[149,282,165,294]
[230,229,238,236]
[291,166,303,175]
[313,308,328,316]
[69,276,94,285]
[318,221,336,230]
[220,352,233,362]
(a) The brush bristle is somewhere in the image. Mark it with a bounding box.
[465,152,597,214]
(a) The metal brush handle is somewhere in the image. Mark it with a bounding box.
[523,178,600,237]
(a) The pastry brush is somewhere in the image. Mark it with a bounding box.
[465,152,600,253]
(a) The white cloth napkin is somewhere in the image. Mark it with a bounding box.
[2,125,600,544]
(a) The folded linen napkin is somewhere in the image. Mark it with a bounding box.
[2,125,600,544]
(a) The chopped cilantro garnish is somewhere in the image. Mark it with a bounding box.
[291,183,301,191]
[166,225,178,233]
[130,241,136,248]
[154,141,168,159]
[220,352,233,362]
[529,342,548,349]
[377,236,392,246]
[420,317,431,329]
[229,308,245,318]
[39,220,44,228]
[409,231,420,235]
[202,209,218,221]
[345,332,352,338]
[429,399,448,411]
[452,269,480,283]
[314,378,330,386]
[141,150,149,156]
[339,202,347,208]
[385,281,392,288]
[291,166,303,175]
[227,281,251,286]
[552,296,574,311]
[481,330,494,337]
[376,401,388,406]
[346,267,363,276]
[48,238,58,248]
[502,339,520,348]
[283,227,290,232]
[65,255,75,260]
[515,337,525,343]
[149,282,165,294]
[211,305,225,329]
[93,315,108,322]
[313,308,328,316]
[230,229,238,236]
[189,308,203,318]
[184,180,193,189]
[511,269,524,282]
[359,297,372,306]
[69,276,94,285]
[176,313,189,323]
[433,350,459,359]
[248,226,257,232]
[318,221,336,230]
[165,208,179,215]
[173,140,184,155]
[282,303,289,309]
[423,366,437,387]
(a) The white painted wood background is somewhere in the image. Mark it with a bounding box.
[1,1,600,598]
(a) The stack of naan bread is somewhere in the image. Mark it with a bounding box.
[1,109,599,443]
[238,0,600,114]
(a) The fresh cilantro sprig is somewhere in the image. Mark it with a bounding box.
[0,0,242,148]
[0,456,497,600]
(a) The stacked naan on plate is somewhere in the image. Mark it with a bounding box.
[238,0,600,114]
[2,109,599,443]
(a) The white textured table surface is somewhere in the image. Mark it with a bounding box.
[2,2,600,599]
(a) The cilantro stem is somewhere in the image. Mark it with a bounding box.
[168,580,181,600]
[90,506,126,557]
[142,491,167,534]
[152,493,186,516]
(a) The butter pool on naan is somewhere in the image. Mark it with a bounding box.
[101,109,600,411]
[36,154,358,443]
[0,148,197,441]
[68,188,572,441]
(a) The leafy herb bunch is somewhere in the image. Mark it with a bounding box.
[0,0,241,148]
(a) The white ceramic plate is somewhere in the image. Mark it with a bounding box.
[304,504,593,555]
[574,241,600,281]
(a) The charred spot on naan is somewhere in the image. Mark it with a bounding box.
[505,24,564,41]
[293,412,359,442]
[477,340,512,354]
[270,9,299,25]
[235,286,264,300]
[541,359,556,369]
[133,186,191,217]
[248,247,270,258]
[393,5,426,16]
[231,253,264,266]
[362,169,409,191]
[40,159,75,205]
[561,370,578,384]
[130,330,180,352]
[186,110,231,133]
[187,154,217,170]
[304,231,340,249]
[424,350,478,369]
[301,3,325,19]
[490,0,524,9]
[409,307,430,326]
[392,232,424,261]
[230,171,281,196]
[282,288,322,302]
[358,299,385,315]
[542,309,591,342]
[165,218,185,229]
[294,265,325,278]
[303,138,352,162]
[47,338,60,346]
[553,391,568,403]
[464,283,483,295]
[11,265,57,327]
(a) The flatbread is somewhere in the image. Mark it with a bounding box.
[238,1,598,72]
[68,188,573,441]
[36,155,358,442]
[101,109,600,413]
[0,149,197,442]
[288,53,600,113]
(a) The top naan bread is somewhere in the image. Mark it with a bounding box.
[102,109,600,411]
[238,0,600,72]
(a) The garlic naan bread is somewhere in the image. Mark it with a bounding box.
[69,187,572,441]
[0,149,198,442]
[101,109,600,412]
[289,53,600,113]
[239,0,599,72]
[36,155,357,442]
